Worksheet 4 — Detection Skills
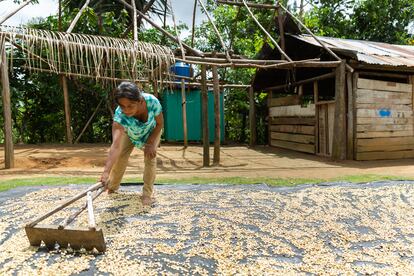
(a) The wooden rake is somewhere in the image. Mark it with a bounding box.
[25,182,106,252]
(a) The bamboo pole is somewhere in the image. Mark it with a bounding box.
[176,57,340,68]
[197,0,231,61]
[169,0,185,60]
[249,86,256,146]
[75,98,104,143]
[217,0,276,9]
[115,0,203,57]
[1,45,14,169]
[241,0,291,61]
[132,0,138,41]
[138,0,157,26]
[22,66,252,88]
[277,2,353,72]
[191,0,197,47]
[0,0,32,25]
[212,61,220,164]
[332,60,346,160]
[67,0,91,33]
[201,65,209,167]
[181,79,188,148]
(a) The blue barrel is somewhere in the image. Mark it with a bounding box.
[171,62,191,79]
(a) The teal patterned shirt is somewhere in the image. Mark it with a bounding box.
[113,93,162,148]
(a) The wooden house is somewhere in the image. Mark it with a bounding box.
[253,34,414,160]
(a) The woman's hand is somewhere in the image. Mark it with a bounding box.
[144,143,157,159]
[99,171,110,190]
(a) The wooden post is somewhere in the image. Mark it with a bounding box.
[212,63,220,164]
[181,79,188,148]
[61,76,73,144]
[267,90,272,146]
[201,65,209,167]
[352,72,359,159]
[332,61,347,160]
[1,46,14,169]
[410,75,414,109]
[153,79,159,97]
[277,6,285,58]
[410,75,414,142]
[249,86,257,146]
[346,72,354,160]
[313,81,319,154]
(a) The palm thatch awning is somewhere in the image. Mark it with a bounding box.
[0,26,175,83]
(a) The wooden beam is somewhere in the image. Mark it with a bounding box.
[264,72,336,92]
[249,86,257,146]
[268,95,301,107]
[359,71,409,80]
[201,65,209,167]
[212,62,221,164]
[332,61,347,160]
[181,79,188,148]
[61,76,73,144]
[1,45,14,168]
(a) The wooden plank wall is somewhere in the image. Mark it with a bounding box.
[355,78,414,160]
[269,103,316,154]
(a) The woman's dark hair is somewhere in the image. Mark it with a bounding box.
[115,82,143,104]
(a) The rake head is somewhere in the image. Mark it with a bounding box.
[25,224,106,252]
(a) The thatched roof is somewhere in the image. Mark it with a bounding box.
[0,26,175,83]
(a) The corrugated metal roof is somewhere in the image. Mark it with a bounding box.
[291,34,414,68]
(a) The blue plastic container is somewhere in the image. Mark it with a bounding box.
[171,62,191,79]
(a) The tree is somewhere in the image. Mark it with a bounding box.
[304,0,414,44]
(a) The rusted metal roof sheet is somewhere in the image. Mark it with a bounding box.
[291,34,414,67]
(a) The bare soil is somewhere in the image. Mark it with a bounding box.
[1,144,414,181]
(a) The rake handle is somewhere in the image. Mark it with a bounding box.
[26,182,104,228]
[87,191,96,230]
[58,187,104,229]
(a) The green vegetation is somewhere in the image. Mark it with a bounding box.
[1,175,412,193]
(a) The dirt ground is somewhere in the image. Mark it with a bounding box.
[1,144,414,181]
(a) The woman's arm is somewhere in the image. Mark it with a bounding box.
[100,122,124,187]
[144,112,164,159]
